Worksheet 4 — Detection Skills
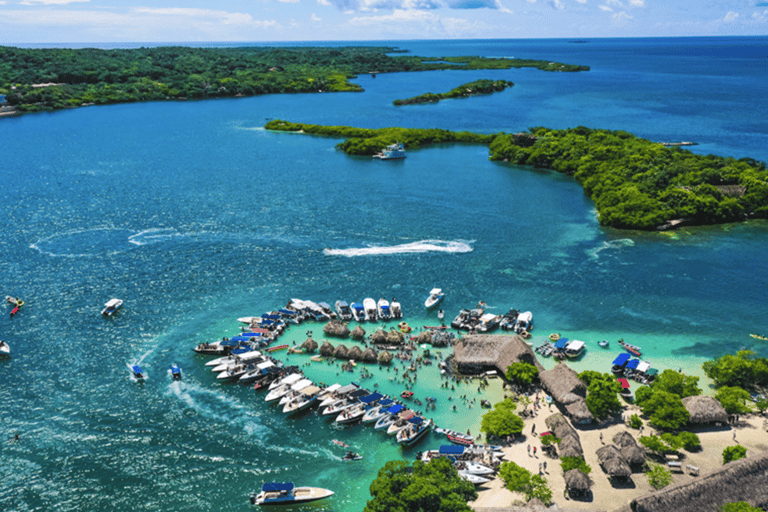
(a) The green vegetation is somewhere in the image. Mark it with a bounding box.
[635,388,690,430]
[703,350,768,391]
[646,463,673,490]
[720,502,763,512]
[393,79,513,106]
[641,432,701,454]
[715,386,753,415]
[480,397,525,438]
[640,435,674,455]
[0,46,586,113]
[364,457,477,512]
[651,369,702,398]
[560,456,592,474]
[630,414,643,429]
[498,461,553,505]
[722,445,748,464]
[578,371,623,420]
[505,362,539,385]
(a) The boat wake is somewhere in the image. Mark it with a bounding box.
[323,239,473,257]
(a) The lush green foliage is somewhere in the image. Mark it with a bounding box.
[646,463,673,490]
[560,456,592,474]
[703,350,768,391]
[674,431,702,452]
[489,126,768,229]
[639,435,675,454]
[365,457,477,512]
[505,362,539,385]
[393,79,513,105]
[498,461,553,505]
[641,432,701,453]
[722,445,748,464]
[637,390,690,430]
[720,502,763,512]
[577,371,623,420]
[715,386,753,415]
[539,433,560,446]
[480,397,524,438]
[630,414,643,429]
[754,397,768,414]
[651,370,702,398]
[0,46,586,113]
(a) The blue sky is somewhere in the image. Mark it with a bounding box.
[0,0,766,43]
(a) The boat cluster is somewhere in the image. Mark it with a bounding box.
[611,353,657,385]
[418,439,505,486]
[535,335,586,359]
[450,306,533,335]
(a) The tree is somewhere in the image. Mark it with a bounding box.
[639,390,690,430]
[585,378,623,420]
[755,397,768,415]
[480,403,524,438]
[505,362,539,385]
[715,386,753,415]
[722,445,747,464]
[639,435,674,455]
[498,462,553,505]
[646,463,673,490]
[365,457,477,512]
[629,414,643,429]
[560,456,592,474]
[720,502,763,512]
[675,431,702,452]
[651,369,701,398]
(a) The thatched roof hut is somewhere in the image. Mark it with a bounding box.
[558,435,585,459]
[525,497,548,510]
[453,334,543,375]
[386,329,404,345]
[348,345,364,361]
[596,445,632,478]
[631,450,768,512]
[362,347,378,363]
[323,320,350,338]
[319,341,335,356]
[414,330,433,345]
[613,431,646,467]
[682,395,728,425]
[564,469,592,493]
[333,344,349,359]
[351,325,366,341]
[565,400,595,425]
[301,338,318,352]
[544,413,584,458]
[539,363,593,424]
[371,330,388,345]
[378,350,393,365]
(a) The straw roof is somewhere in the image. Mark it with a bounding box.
[545,413,577,441]
[539,363,593,424]
[565,400,595,425]
[559,435,585,459]
[631,449,768,512]
[378,350,393,364]
[525,497,548,509]
[682,395,728,424]
[613,431,646,466]
[415,330,433,345]
[371,330,388,345]
[453,334,543,375]
[319,341,335,356]
[386,329,405,345]
[596,445,632,478]
[348,345,364,360]
[362,347,378,362]
[333,344,349,359]
[351,325,366,341]
[301,338,318,352]
[323,320,350,338]
[564,469,593,492]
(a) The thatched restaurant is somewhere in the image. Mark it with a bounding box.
[539,363,594,424]
[682,395,728,425]
[453,334,543,376]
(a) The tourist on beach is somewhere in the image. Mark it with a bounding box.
[543,461,547,472]
[532,424,536,435]
[527,444,531,455]
[600,432,603,444]
[533,446,537,457]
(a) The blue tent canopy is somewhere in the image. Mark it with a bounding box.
[262,482,294,492]
[240,333,263,338]
[554,338,569,349]
[278,309,296,315]
[612,353,631,366]
[408,416,424,425]
[132,365,142,373]
[381,305,390,310]
[626,359,640,370]
[378,398,394,407]
[351,303,364,310]
[232,348,251,354]
[439,445,465,455]
[220,339,240,347]
[387,404,404,414]
[359,392,383,404]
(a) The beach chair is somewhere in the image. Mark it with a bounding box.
[686,464,699,476]
[667,461,683,473]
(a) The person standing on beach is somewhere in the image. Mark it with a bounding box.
[527,444,531,456]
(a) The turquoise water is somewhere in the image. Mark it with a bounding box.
[1,37,768,511]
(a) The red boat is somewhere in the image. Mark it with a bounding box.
[265,344,288,352]
[10,306,19,317]
[401,390,414,399]
[619,339,642,357]
[446,433,473,446]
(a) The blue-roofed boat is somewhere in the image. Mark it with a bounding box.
[396,417,432,445]
[170,363,181,380]
[350,302,365,322]
[334,300,353,322]
[612,353,631,374]
[131,364,145,381]
[377,299,391,320]
[374,403,403,430]
[336,392,384,424]
[361,397,394,423]
[250,482,334,506]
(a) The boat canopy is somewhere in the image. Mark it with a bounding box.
[262,482,294,492]
[439,445,465,455]
[220,339,240,347]
[554,338,569,349]
[617,378,630,389]
[335,384,358,395]
[387,404,404,414]
[626,359,640,370]
[636,361,651,373]
[105,298,122,308]
[381,305,390,310]
[377,398,394,407]
[408,416,424,425]
[257,361,274,370]
[351,303,364,310]
[359,392,383,404]
[132,365,142,373]
[301,386,321,396]
[566,340,585,351]
[612,353,631,366]
[349,389,370,399]
[429,288,442,295]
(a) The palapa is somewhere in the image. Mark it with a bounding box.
[370,330,388,345]
[362,347,378,363]
[596,445,632,478]
[525,497,548,510]
[333,344,349,359]
[319,341,335,356]
[323,320,350,338]
[301,338,319,352]
[347,345,364,360]
[351,325,366,341]
[565,399,595,425]
[544,413,584,458]
[558,434,585,459]
[539,363,593,424]
[564,469,593,493]
[631,450,768,512]
[453,333,543,375]
[613,431,646,466]
[378,350,393,365]
[386,329,404,345]
[682,395,728,425]
[414,330,433,345]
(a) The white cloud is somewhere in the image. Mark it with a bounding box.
[324,0,509,11]
[752,9,768,20]
[311,12,322,20]
[279,0,301,3]
[347,8,485,33]
[724,10,739,21]
[444,0,509,11]
[599,4,612,10]
[19,0,88,4]
[629,0,644,6]
[317,0,332,5]
[613,11,632,21]
[548,0,563,9]
[575,0,587,3]
[606,0,622,6]
[132,8,265,26]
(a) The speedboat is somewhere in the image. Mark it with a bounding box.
[374,404,404,430]
[363,298,377,321]
[335,301,353,322]
[373,142,406,160]
[456,461,494,475]
[283,385,322,414]
[476,314,501,333]
[390,299,402,319]
[336,392,382,424]
[377,299,391,321]
[350,303,366,322]
[499,308,519,330]
[318,383,359,408]
[193,339,235,355]
[451,309,471,329]
[277,309,301,325]
[239,360,276,384]
[396,417,432,445]
[217,362,260,381]
[278,378,315,405]
[619,339,642,356]
[425,288,445,309]
[514,311,533,333]
[387,411,417,435]
[341,451,362,462]
[266,377,311,402]
[205,349,255,367]
[322,389,368,416]
[458,472,491,486]
[0,340,10,357]
[130,364,145,381]
[268,372,303,391]
[102,298,123,316]
[598,339,610,348]
[250,483,334,506]
[170,363,182,380]
[316,383,342,402]
[317,302,336,319]
[211,351,264,373]
[361,398,394,423]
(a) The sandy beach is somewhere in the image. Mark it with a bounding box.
[470,395,768,511]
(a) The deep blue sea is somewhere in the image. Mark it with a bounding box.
[2,37,767,512]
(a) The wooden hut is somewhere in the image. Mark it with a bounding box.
[323,320,350,338]
[414,330,433,345]
[386,329,404,345]
[564,469,592,496]
[682,395,728,425]
[371,330,388,345]
[319,341,335,356]
[453,334,543,376]
[333,344,349,359]
[301,338,318,352]
[362,347,378,363]
[348,345,364,360]
[378,350,393,365]
[539,363,593,424]
[351,325,366,341]
[613,431,646,467]
[558,435,585,459]
[544,413,584,458]
[596,445,632,479]
[631,450,768,512]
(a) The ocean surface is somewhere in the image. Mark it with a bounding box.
[2,37,767,512]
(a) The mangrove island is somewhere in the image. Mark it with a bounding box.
[393,79,515,106]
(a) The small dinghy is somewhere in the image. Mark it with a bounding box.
[170,363,182,380]
[341,451,362,462]
[131,364,146,381]
[598,339,609,348]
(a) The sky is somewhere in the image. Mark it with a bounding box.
[0,0,767,43]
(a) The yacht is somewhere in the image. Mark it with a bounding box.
[205,348,256,368]
[396,417,432,445]
[268,372,303,391]
[514,311,533,333]
[390,299,402,319]
[377,299,391,321]
[425,288,445,309]
[373,142,406,160]
[350,303,366,322]
[238,360,276,384]
[317,302,337,319]
[282,385,322,414]
[564,339,586,358]
[102,298,123,316]
[250,482,334,506]
[322,389,369,416]
[336,392,382,424]
[334,301,353,322]
[266,377,311,402]
[386,411,417,435]
[278,378,315,405]
[476,314,501,333]
[456,461,495,476]
[363,298,377,321]
[361,398,394,423]
[318,383,359,408]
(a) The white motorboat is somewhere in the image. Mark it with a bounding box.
[239,360,276,384]
[476,313,501,333]
[266,377,312,402]
[238,316,260,324]
[316,383,341,402]
[335,403,367,424]
[217,363,259,381]
[334,301,353,322]
[377,298,391,321]
[458,472,491,485]
[374,403,404,430]
[425,288,445,309]
[564,339,586,359]
[317,302,336,319]
[499,308,519,331]
[205,349,258,367]
[283,385,322,414]
[387,411,417,435]
[363,298,377,321]
[361,398,394,423]
[373,142,406,160]
[211,351,264,373]
[268,372,303,391]
[102,298,123,316]
[350,302,366,322]
[396,418,432,445]
[0,340,9,357]
[278,378,314,405]
[318,383,358,408]
[514,311,533,333]
[390,299,402,319]
[250,482,334,506]
[457,461,495,476]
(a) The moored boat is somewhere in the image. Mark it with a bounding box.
[617,378,633,401]
[373,142,406,160]
[425,288,445,310]
[374,404,404,430]
[363,298,377,321]
[619,339,642,356]
[335,301,353,322]
[361,398,394,423]
[386,410,416,435]
[396,417,432,445]
[350,302,366,322]
[390,299,402,319]
[564,339,586,359]
[476,313,501,333]
[499,308,519,331]
[102,298,123,316]
[377,299,391,321]
[514,311,532,334]
[0,340,10,357]
[458,471,491,486]
[283,385,322,414]
[250,482,334,506]
[598,339,609,348]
